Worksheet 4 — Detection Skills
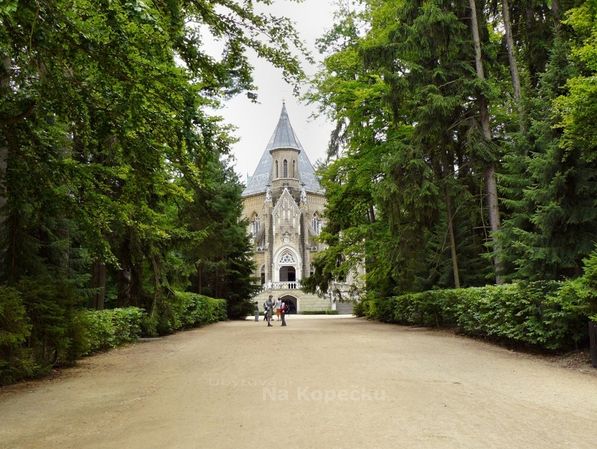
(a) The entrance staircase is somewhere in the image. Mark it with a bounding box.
[253,282,331,313]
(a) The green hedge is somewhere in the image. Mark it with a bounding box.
[300,310,339,315]
[1,290,227,385]
[74,307,146,356]
[150,291,227,336]
[365,281,591,351]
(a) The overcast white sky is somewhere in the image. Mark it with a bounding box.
[211,0,339,181]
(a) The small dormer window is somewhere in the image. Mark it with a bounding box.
[283,159,288,178]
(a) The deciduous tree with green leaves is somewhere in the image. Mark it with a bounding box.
[0,0,305,381]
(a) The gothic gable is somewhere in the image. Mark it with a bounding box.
[272,188,301,244]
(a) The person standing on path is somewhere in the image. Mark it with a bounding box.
[264,295,274,327]
[253,301,259,322]
[274,298,282,321]
[281,301,288,327]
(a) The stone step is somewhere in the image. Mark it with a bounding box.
[253,289,332,313]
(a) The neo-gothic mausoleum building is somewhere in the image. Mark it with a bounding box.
[241,104,332,313]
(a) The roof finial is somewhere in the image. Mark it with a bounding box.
[280,100,288,117]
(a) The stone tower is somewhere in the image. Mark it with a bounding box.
[241,103,330,313]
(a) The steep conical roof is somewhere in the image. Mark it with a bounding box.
[268,103,301,151]
[242,104,323,197]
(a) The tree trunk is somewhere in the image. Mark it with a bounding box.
[445,191,461,289]
[117,267,132,307]
[469,0,504,284]
[501,0,521,101]
[117,239,132,307]
[197,262,203,294]
[0,56,10,273]
[469,0,485,80]
[150,254,161,311]
[130,258,143,308]
[0,139,6,240]
[485,164,503,281]
[551,0,560,22]
[2,126,19,282]
[90,260,106,310]
[368,204,376,223]
[501,0,527,133]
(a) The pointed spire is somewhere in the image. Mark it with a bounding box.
[242,103,324,197]
[269,102,301,152]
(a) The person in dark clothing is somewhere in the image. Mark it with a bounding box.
[264,295,274,327]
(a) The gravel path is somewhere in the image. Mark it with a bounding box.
[1,317,597,449]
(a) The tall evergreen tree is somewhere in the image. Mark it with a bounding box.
[308,0,595,298]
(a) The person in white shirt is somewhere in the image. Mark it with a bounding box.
[281,301,288,327]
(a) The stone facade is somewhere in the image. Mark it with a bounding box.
[241,104,331,312]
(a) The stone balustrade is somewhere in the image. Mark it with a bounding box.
[269,281,301,290]
[257,281,301,291]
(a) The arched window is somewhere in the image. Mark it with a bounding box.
[260,265,266,285]
[292,160,296,178]
[283,159,288,178]
[312,213,322,235]
[251,213,260,237]
[275,160,279,178]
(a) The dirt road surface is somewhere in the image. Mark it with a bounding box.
[2,316,597,449]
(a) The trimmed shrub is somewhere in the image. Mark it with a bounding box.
[371,281,590,351]
[175,292,227,327]
[74,307,145,356]
[354,293,378,318]
[152,291,227,335]
[300,310,339,315]
[540,279,592,349]
[392,290,461,327]
[1,287,226,385]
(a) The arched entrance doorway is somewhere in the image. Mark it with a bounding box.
[279,266,296,282]
[274,247,301,283]
[280,295,298,314]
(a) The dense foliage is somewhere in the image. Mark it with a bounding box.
[0,286,34,384]
[1,292,226,384]
[358,278,591,351]
[75,307,146,356]
[307,1,596,302]
[0,0,303,383]
[149,291,227,335]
